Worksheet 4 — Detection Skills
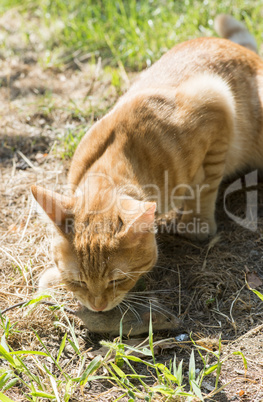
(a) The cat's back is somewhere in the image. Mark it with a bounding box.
[127,37,263,173]
[70,37,263,188]
[131,37,263,90]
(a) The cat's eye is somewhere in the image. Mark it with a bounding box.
[79,281,88,287]
[71,280,87,288]
[109,277,127,285]
[117,216,124,232]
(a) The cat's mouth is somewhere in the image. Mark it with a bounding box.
[89,302,108,312]
[76,298,108,312]
[78,297,123,313]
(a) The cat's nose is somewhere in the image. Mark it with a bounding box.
[91,298,107,311]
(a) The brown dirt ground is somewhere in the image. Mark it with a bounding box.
[1,9,263,402]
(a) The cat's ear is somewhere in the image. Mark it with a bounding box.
[31,185,75,235]
[122,200,157,235]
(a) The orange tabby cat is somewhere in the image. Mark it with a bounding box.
[32,15,263,312]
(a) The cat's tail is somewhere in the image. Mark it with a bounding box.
[214,14,258,53]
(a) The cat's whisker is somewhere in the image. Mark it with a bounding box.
[125,298,162,307]
[124,297,170,320]
[114,268,151,279]
[154,265,181,274]
[128,305,142,323]
[129,288,176,295]
[127,295,159,301]
[126,294,162,301]
[127,271,152,276]
[126,302,142,322]
[117,304,124,316]
[120,301,141,322]
[112,280,117,297]
[114,269,135,281]
[125,296,173,319]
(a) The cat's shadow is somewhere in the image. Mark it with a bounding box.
[142,178,263,340]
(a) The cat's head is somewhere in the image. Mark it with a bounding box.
[32,185,157,312]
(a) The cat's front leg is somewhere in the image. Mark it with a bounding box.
[176,154,226,241]
[38,267,62,291]
[177,193,217,241]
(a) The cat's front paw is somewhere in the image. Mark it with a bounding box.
[38,267,61,291]
[176,216,217,242]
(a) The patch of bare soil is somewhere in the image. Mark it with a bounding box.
[219,325,263,401]
[0,9,263,401]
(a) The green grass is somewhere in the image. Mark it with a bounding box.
[1,0,263,70]
[3,0,263,157]
[3,0,261,159]
[55,125,90,159]
[0,298,227,401]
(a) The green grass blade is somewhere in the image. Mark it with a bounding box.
[1,378,19,392]
[0,345,16,368]
[11,351,48,357]
[150,384,192,397]
[250,288,263,301]
[191,379,204,400]
[204,363,218,376]
[33,331,63,372]
[1,335,9,353]
[56,333,67,364]
[177,360,183,386]
[30,391,56,399]
[50,375,61,402]
[120,354,154,367]
[148,305,154,361]
[233,351,248,374]
[122,345,152,356]
[0,392,17,402]
[67,338,80,355]
[12,354,41,386]
[0,373,10,389]
[110,362,126,379]
[113,393,127,402]
[188,349,196,382]
[79,355,103,386]
[53,306,80,353]
[23,295,51,307]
